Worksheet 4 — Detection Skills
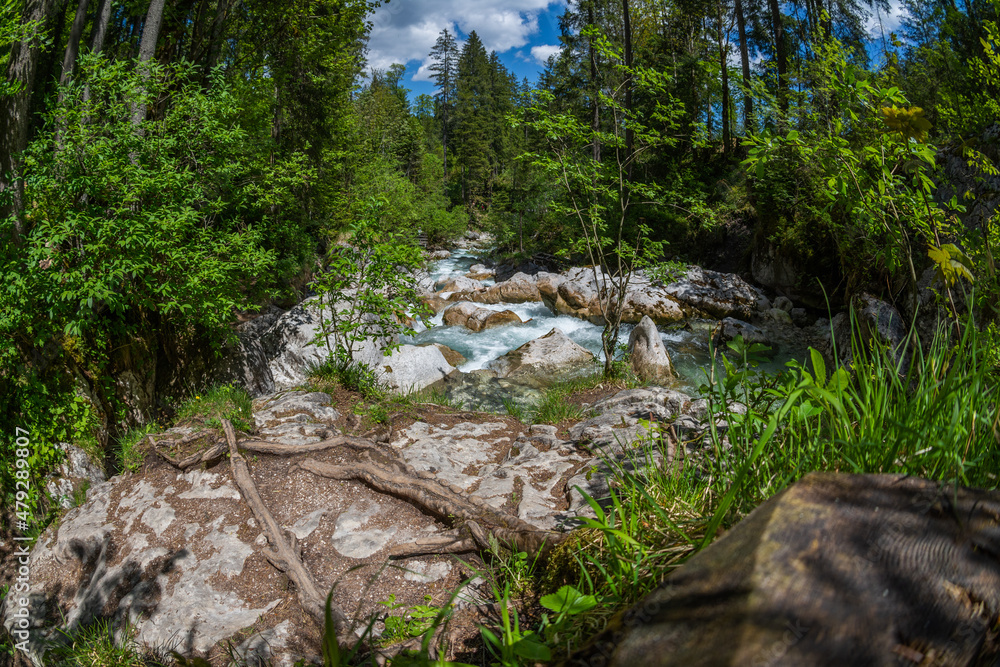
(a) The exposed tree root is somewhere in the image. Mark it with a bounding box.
[149,435,226,470]
[222,420,358,648]
[238,435,383,456]
[217,419,567,660]
[385,530,479,558]
[242,435,566,558]
[299,453,566,559]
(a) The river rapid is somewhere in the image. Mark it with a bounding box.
[402,250,785,412]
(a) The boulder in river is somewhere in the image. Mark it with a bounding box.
[627,316,673,383]
[464,272,541,305]
[465,263,494,280]
[423,342,466,368]
[665,266,770,320]
[435,275,484,294]
[541,268,684,325]
[620,288,685,325]
[441,302,527,332]
[487,328,595,383]
[567,472,1000,666]
[535,271,566,313]
[713,317,770,347]
[379,344,456,393]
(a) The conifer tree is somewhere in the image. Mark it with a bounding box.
[454,30,491,203]
[428,28,459,176]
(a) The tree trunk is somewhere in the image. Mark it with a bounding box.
[186,0,209,63]
[768,0,788,113]
[735,0,752,130]
[58,0,90,101]
[588,1,600,164]
[442,95,448,178]
[82,0,111,111]
[89,0,111,53]
[718,4,730,157]
[204,0,231,84]
[622,0,634,174]
[130,0,166,128]
[1,0,59,243]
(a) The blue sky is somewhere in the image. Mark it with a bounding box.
[366,0,908,103]
[366,0,569,101]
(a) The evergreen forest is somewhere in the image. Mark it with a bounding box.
[1,0,999,664]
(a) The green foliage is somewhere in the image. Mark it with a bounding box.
[532,368,640,425]
[9,56,276,343]
[501,397,529,422]
[0,384,93,524]
[515,32,682,375]
[698,314,1000,532]
[174,385,253,433]
[0,55,292,469]
[743,34,964,294]
[378,595,442,645]
[480,583,551,665]
[645,260,689,286]
[309,355,387,400]
[928,243,975,287]
[114,423,159,474]
[311,198,424,375]
[0,0,46,98]
[486,538,540,600]
[43,617,167,666]
[532,390,584,425]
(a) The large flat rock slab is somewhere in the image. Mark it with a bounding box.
[567,472,1000,666]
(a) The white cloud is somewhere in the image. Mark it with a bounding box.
[530,43,561,64]
[366,0,564,81]
[866,0,907,37]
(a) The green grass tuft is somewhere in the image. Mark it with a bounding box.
[114,423,160,474]
[308,356,387,400]
[43,617,169,666]
[174,384,253,432]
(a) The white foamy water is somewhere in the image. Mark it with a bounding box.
[409,249,809,395]
[409,250,651,374]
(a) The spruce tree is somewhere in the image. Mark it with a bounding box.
[428,28,459,177]
[454,31,491,203]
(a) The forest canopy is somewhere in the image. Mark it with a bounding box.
[0,0,998,496]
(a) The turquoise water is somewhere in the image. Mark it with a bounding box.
[406,250,809,400]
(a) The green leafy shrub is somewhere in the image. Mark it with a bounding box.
[308,355,386,399]
[1,54,304,503]
[744,35,965,297]
[310,198,424,396]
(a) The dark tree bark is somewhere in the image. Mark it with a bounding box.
[735,0,752,130]
[89,0,111,53]
[204,0,232,84]
[130,0,166,128]
[81,0,111,110]
[622,0,634,174]
[58,0,90,101]
[768,0,788,113]
[186,0,210,64]
[1,0,59,243]
[588,1,600,164]
[717,3,731,157]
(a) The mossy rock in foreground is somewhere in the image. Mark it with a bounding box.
[567,472,1000,666]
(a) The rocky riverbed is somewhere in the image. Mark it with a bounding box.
[5,234,942,666]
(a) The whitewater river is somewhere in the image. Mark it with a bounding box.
[403,250,719,395]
